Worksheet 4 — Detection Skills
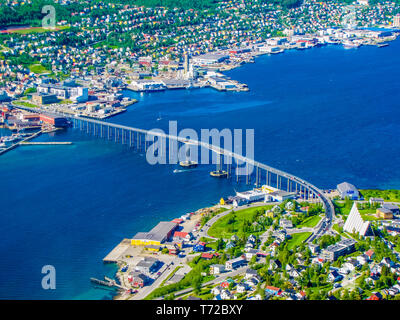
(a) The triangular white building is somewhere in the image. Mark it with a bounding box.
[343,202,371,236]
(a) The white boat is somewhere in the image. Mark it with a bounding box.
[343,41,361,49]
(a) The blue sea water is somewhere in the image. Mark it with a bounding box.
[1,40,400,299]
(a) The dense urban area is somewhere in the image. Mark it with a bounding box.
[1,0,400,301]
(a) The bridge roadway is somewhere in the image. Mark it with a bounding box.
[13,105,335,239]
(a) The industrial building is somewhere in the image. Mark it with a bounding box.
[131,221,178,246]
[192,53,229,65]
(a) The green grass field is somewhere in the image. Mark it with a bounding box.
[287,232,312,250]
[359,209,381,221]
[207,205,272,238]
[297,215,322,228]
[14,101,39,109]
[360,189,400,202]
[29,64,51,74]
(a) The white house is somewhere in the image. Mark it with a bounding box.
[237,283,248,294]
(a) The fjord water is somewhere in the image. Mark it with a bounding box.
[1,41,400,299]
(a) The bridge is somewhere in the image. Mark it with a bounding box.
[13,105,336,241]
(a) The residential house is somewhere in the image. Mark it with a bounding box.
[328,270,343,282]
[210,264,225,275]
[265,286,281,296]
[245,268,258,280]
[173,231,192,241]
[193,241,206,252]
[225,256,246,270]
[221,289,233,300]
[245,249,258,261]
[365,250,375,260]
[269,259,282,270]
[381,257,394,268]
[236,283,248,294]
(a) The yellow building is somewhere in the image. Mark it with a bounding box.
[131,221,178,246]
[376,208,393,219]
[266,210,275,218]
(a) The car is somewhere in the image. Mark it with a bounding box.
[157,272,161,276]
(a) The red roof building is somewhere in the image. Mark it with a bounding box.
[201,252,215,260]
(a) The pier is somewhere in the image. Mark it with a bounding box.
[90,276,129,291]
[19,141,73,145]
[103,239,131,263]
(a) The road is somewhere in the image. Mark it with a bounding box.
[155,266,249,300]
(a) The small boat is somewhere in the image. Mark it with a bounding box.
[377,43,389,48]
[210,170,228,178]
[343,41,361,49]
[179,160,198,168]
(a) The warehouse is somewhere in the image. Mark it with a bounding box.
[131,221,178,246]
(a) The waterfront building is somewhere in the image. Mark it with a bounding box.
[192,53,229,65]
[265,191,296,202]
[131,221,178,246]
[39,113,69,127]
[130,79,166,92]
[343,202,371,236]
[393,14,400,27]
[337,182,359,200]
[236,189,266,202]
[129,271,148,288]
[135,257,160,274]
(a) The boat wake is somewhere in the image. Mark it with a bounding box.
[173,168,196,173]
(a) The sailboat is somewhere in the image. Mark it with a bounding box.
[156,112,162,121]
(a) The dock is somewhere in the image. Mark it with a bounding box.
[0,130,42,156]
[90,276,128,290]
[103,238,131,263]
